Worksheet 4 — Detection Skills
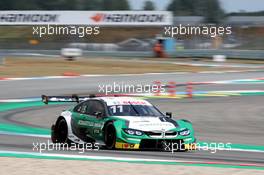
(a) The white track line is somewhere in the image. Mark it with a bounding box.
[0,69,262,82]
[0,131,263,154]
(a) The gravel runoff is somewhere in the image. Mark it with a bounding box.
[0,157,263,175]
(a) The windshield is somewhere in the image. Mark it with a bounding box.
[107,105,164,117]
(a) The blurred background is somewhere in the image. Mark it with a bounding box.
[0,0,264,59]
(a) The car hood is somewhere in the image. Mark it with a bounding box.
[115,116,177,131]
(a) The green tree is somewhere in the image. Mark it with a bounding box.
[203,0,225,23]
[36,0,78,10]
[117,0,130,10]
[167,0,196,16]
[81,0,103,10]
[0,0,131,10]
[102,0,130,10]
[167,0,225,23]
[143,0,155,10]
[0,0,13,10]
[0,0,38,10]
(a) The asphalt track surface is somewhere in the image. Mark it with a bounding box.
[0,71,264,165]
[0,71,264,99]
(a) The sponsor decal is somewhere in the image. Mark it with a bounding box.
[115,142,140,149]
[90,13,166,23]
[184,143,197,150]
[123,101,148,105]
[93,129,100,134]
[78,120,103,127]
[0,11,172,25]
[78,120,93,127]
[0,13,58,23]
[91,13,103,22]
[105,98,152,106]
[137,123,173,127]
[94,123,103,127]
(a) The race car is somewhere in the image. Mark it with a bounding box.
[42,95,196,151]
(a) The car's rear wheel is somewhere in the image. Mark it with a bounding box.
[51,124,58,143]
[104,123,116,149]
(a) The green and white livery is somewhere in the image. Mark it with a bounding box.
[42,95,196,151]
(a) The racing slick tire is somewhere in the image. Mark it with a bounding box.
[51,118,71,145]
[51,124,58,143]
[104,122,116,150]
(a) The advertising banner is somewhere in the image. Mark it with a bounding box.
[0,11,173,26]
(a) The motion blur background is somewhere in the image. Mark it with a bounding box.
[1,2,264,173]
[0,0,264,58]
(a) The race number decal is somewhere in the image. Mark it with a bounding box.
[110,105,123,113]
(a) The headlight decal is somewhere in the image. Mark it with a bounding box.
[123,129,144,136]
[179,129,190,136]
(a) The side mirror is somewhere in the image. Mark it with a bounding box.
[166,112,172,118]
[94,111,103,118]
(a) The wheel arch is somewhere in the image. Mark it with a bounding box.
[55,116,66,127]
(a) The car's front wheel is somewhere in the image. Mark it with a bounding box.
[104,123,116,149]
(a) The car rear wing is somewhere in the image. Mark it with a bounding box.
[41,94,96,104]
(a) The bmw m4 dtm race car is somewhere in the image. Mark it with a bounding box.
[42,95,196,151]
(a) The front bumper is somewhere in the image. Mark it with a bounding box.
[114,129,196,150]
[115,138,196,150]
[115,142,140,149]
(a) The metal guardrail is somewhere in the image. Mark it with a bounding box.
[0,49,264,60]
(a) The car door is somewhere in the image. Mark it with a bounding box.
[71,101,93,141]
[83,100,106,141]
